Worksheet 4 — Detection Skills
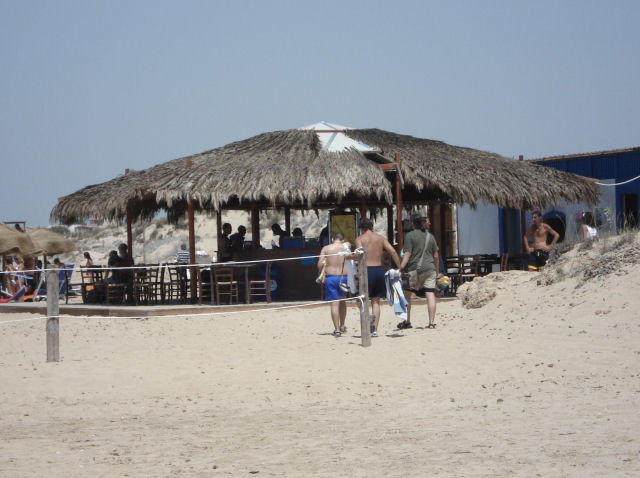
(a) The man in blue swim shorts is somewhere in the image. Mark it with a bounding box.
[356,218,401,336]
[318,233,351,336]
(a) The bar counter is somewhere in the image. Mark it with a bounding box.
[244,247,322,302]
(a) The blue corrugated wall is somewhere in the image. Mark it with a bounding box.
[534,148,640,229]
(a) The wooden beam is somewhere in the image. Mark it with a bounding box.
[126,203,133,264]
[124,169,133,264]
[395,152,404,252]
[378,163,397,171]
[46,270,59,362]
[356,249,371,347]
[359,198,367,219]
[216,211,222,260]
[438,203,446,257]
[188,198,196,300]
[284,206,291,235]
[387,206,394,243]
[251,205,259,250]
[519,154,527,254]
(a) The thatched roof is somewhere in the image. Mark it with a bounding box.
[28,228,76,256]
[51,127,600,224]
[0,224,42,257]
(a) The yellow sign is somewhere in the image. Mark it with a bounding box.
[330,212,358,246]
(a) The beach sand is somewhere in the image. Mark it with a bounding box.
[1,234,640,477]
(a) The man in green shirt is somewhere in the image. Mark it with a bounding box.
[398,213,439,329]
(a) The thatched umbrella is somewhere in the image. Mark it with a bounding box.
[51,125,599,225]
[28,228,77,256]
[0,224,41,257]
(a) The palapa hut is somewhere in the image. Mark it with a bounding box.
[51,122,599,300]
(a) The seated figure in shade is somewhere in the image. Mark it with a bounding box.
[230,225,247,259]
[218,223,233,262]
[271,224,289,248]
[104,250,120,283]
[282,227,305,248]
[175,243,190,264]
[319,226,330,246]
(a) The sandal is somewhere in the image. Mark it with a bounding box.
[339,325,347,333]
[397,321,412,329]
[427,323,436,329]
[332,330,342,337]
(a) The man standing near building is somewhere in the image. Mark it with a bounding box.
[355,217,401,337]
[175,243,190,264]
[398,213,439,329]
[523,211,560,271]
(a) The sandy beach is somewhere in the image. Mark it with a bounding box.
[1,233,639,477]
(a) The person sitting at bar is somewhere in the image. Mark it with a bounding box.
[103,250,119,283]
[218,223,233,262]
[230,225,247,259]
[271,224,289,248]
[319,226,330,246]
[282,227,305,248]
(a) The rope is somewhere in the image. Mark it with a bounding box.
[0,295,365,326]
[0,250,353,276]
[596,174,640,186]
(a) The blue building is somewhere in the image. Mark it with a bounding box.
[532,147,640,230]
[453,147,639,269]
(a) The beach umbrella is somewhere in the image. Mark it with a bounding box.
[27,228,76,256]
[0,224,41,257]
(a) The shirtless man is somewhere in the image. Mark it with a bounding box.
[355,218,401,336]
[318,233,350,337]
[523,211,560,271]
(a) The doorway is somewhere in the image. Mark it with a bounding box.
[622,194,638,228]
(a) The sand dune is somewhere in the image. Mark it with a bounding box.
[1,232,639,477]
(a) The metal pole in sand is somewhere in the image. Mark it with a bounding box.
[46,269,59,362]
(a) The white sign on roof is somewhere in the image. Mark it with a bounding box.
[299,121,376,153]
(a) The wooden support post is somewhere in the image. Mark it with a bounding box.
[216,210,222,260]
[188,198,197,301]
[126,203,133,264]
[519,155,527,254]
[359,198,367,219]
[251,205,260,250]
[46,270,59,362]
[395,152,404,252]
[387,205,394,243]
[356,248,372,347]
[284,206,291,235]
[124,169,133,264]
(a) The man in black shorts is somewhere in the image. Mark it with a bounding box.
[356,218,401,337]
[523,211,559,271]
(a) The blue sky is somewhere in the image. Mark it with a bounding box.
[1,0,638,226]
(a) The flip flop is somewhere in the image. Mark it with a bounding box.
[332,330,342,337]
[427,323,436,329]
[339,325,347,333]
